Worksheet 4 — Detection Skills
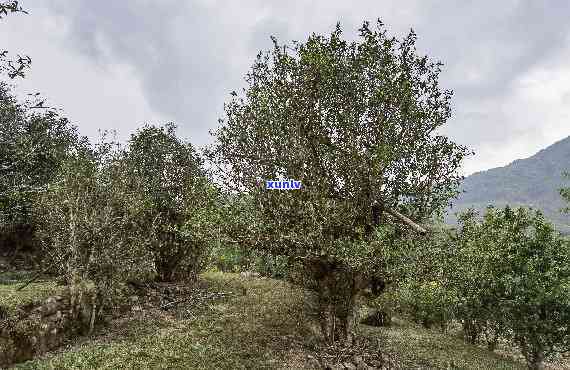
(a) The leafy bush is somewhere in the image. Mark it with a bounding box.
[394,280,457,332]
[360,222,459,332]
[35,140,155,309]
[35,124,221,312]
[210,244,250,273]
[251,253,290,279]
[122,124,219,282]
[0,83,83,258]
[452,206,570,369]
[210,243,290,279]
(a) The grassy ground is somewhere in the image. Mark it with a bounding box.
[364,320,525,369]
[3,272,568,369]
[0,270,61,316]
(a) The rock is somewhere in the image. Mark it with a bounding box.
[0,284,103,368]
[326,364,345,370]
[240,271,261,279]
[40,298,60,317]
[306,354,320,369]
[353,356,370,370]
[240,271,250,278]
[343,362,357,370]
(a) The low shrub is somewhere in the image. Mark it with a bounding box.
[393,280,456,332]
[451,206,570,369]
[211,245,250,273]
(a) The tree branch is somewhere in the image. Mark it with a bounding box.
[384,206,427,234]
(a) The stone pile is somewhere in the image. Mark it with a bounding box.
[0,283,98,368]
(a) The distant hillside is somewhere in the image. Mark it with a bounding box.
[446,136,570,233]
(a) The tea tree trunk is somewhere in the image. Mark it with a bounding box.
[307,257,366,344]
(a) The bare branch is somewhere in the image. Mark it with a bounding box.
[384,206,427,234]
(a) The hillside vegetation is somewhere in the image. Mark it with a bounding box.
[447,136,570,232]
[9,272,555,370]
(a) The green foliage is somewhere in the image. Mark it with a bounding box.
[376,223,459,333]
[452,206,570,368]
[34,139,155,308]
[393,280,457,332]
[210,20,469,265]
[0,83,82,221]
[211,245,290,278]
[208,193,291,278]
[210,245,250,273]
[251,253,289,279]
[123,124,218,281]
[447,209,508,347]
[209,19,469,342]
[0,83,83,257]
[32,122,219,315]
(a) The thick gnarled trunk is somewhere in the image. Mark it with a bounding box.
[306,257,367,345]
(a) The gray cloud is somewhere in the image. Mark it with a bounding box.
[407,2,570,150]
[5,1,570,174]
[414,1,570,93]
[45,0,238,145]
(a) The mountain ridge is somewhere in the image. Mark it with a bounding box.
[446,136,570,233]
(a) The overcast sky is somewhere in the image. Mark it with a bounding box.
[2,1,570,175]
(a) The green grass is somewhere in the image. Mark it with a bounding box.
[5,272,563,369]
[0,271,61,316]
[11,272,314,370]
[363,320,525,369]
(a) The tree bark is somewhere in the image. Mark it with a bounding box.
[307,257,364,345]
[527,350,544,370]
[384,207,427,234]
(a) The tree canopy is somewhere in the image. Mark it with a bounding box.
[210,20,470,265]
[0,83,83,231]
